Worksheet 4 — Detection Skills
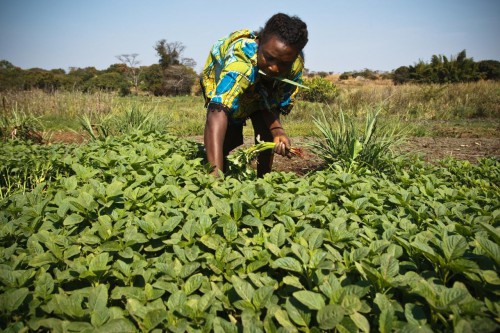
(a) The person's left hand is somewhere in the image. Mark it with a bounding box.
[273,134,291,157]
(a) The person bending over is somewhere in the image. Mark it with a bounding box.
[201,12,308,177]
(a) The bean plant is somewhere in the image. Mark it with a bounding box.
[0,131,498,332]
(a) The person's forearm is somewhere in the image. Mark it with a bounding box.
[262,110,284,136]
[204,110,228,174]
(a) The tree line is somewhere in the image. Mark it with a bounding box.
[392,50,500,84]
[1,47,499,95]
[0,40,198,96]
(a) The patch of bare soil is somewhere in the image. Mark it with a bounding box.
[272,137,500,175]
[48,130,88,144]
[46,132,499,175]
[397,137,500,164]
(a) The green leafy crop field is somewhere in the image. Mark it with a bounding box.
[0,132,499,332]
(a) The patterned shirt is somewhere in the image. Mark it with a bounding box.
[200,29,304,123]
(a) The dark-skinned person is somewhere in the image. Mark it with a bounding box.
[200,12,308,177]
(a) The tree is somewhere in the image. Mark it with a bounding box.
[0,60,25,90]
[393,66,411,85]
[162,65,197,96]
[140,64,164,96]
[155,40,184,68]
[83,72,129,95]
[477,60,500,80]
[116,54,141,94]
[152,40,197,96]
[392,50,482,84]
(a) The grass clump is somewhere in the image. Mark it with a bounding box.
[310,107,406,175]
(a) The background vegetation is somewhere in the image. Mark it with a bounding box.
[0,39,197,96]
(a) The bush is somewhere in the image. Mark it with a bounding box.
[299,77,338,102]
[339,72,350,80]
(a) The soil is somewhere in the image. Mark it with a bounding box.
[47,131,500,176]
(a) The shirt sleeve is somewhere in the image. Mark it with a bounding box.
[209,40,257,114]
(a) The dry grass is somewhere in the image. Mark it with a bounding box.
[1,80,498,139]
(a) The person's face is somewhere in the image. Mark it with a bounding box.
[257,34,300,78]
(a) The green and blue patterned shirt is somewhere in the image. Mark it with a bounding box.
[201,29,305,123]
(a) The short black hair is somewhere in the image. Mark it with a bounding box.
[260,13,308,51]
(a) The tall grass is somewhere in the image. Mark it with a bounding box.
[0,91,205,137]
[331,81,500,119]
[1,80,498,140]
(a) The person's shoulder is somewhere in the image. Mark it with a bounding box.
[225,29,258,61]
[225,30,257,48]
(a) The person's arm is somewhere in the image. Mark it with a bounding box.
[204,106,228,176]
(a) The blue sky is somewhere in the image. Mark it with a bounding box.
[1,0,499,74]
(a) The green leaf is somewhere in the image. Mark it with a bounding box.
[223,219,238,241]
[269,224,286,247]
[350,312,370,333]
[454,319,473,333]
[293,290,325,310]
[283,275,304,289]
[252,286,274,310]
[306,228,324,250]
[197,291,214,312]
[258,69,310,89]
[341,294,362,314]
[261,202,277,218]
[213,317,238,333]
[126,298,147,319]
[89,284,110,327]
[106,180,124,197]
[232,276,255,303]
[111,286,146,303]
[145,283,164,301]
[349,139,363,161]
[284,299,310,327]
[271,257,303,273]
[380,253,399,280]
[232,200,243,221]
[0,287,29,312]
[63,213,84,226]
[479,222,500,244]
[442,234,468,261]
[411,241,437,262]
[210,193,231,215]
[95,318,136,333]
[200,234,224,250]
[476,237,500,266]
[438,287,468,308]
[166,290,187,311]
[241,215,263,227]
[29,318,64,332]
[274,307,299,332]
[89,252,110,273]
[374,293,395,333]
[143,308,168,331]
[183,274,204,295]
[317,304,344,330]
[481,270,500,285]
[34,271,54,299]
[49,293,86,318]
